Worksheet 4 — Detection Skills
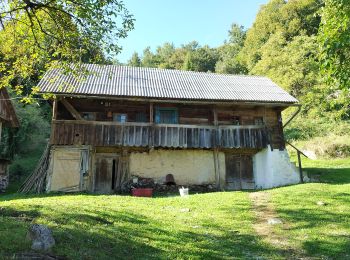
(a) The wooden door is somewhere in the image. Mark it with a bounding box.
[51,150,81,192]
[225,154,254,190]
[94,154,118,194]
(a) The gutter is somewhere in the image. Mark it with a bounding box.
[283,104,301,128]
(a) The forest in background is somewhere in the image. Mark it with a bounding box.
[1,0,349,186]
[124,0,350,158]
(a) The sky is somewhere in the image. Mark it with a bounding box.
[116,0,269,63]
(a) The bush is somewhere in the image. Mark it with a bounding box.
[284,116,350,141]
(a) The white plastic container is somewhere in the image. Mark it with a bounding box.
[179,187,189,197]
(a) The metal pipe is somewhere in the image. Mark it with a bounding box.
[283,105,301,128]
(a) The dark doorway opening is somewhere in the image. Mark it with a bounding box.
[111,159,116,190]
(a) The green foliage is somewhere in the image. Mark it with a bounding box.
[3,99,51,183]
[138,42,219,72]
[252,34,319,97]
[285,115,350,140]
[215,24,248,74]
[318,0,350,118]
[240,0,322,71]
[182,46,218,72]
[127,52,141,67]
[0,1,134,100]
[12,102,51,155]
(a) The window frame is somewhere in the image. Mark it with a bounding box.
[154,107,179,124]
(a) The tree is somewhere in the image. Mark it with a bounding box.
[239,0,322,71]
[128,52,141,67]
[182,46,218,72]
[252,34,319,97]
[215,23,247,74]
[318,0,350,118]
[227,23,246,46]
[0,1,134,56]
[141,47,159,68]
[0,1,134,100]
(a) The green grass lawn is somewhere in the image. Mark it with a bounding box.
[0,157,349,259]
[0,192,281,259]
[268,157,350,259]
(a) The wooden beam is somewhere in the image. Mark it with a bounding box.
[212,105,221,190]
[52,98,58,120]
[60,98,83,120]
[297,151,304,184]
[149,102,154,123]
[213,106,218,126]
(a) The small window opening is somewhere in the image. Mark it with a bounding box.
[113,113,128,123]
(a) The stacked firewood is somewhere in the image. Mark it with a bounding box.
[18,144,51,193]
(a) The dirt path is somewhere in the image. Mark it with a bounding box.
[249,192,309,259]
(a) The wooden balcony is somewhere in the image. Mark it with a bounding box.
[50,120,269,149]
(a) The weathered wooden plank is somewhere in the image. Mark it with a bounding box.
[60,99,83,120]
[50,120,269,149]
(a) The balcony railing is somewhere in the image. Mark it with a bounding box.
[51,120,269,149]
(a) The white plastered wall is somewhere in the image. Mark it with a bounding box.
[253,146,300,189]
[129,149,225,186]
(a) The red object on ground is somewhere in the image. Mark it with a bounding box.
[131,188,153,197]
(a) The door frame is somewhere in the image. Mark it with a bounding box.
[93,153,119,194]
[225,153,254,190]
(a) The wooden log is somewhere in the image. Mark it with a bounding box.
[60,99,83,120]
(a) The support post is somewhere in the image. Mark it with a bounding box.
[297,151,304,183]
[149,102,154,123]
[212,106,221,190]
[149,103,154,148]
[52,98,58,120]
[60,98,83,120]
[50,98,58,144]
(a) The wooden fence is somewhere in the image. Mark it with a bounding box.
[51,120,269,149]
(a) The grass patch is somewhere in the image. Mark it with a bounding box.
[269,157,350,259]
[289,135,350,159]
[0,192,281,259]
[1,157,349,259]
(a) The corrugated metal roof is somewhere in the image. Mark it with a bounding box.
[38,64,298,103]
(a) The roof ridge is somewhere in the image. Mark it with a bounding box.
[80,63,270,79]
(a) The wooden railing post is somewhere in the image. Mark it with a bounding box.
[212,107,221,190]
[297,151,304,183]
[149,103,154,148]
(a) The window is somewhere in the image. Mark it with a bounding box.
[82,112,96,121]
[155,107,178,124]
[113,113,127,123]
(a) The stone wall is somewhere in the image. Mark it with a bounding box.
[253,146,300,189]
